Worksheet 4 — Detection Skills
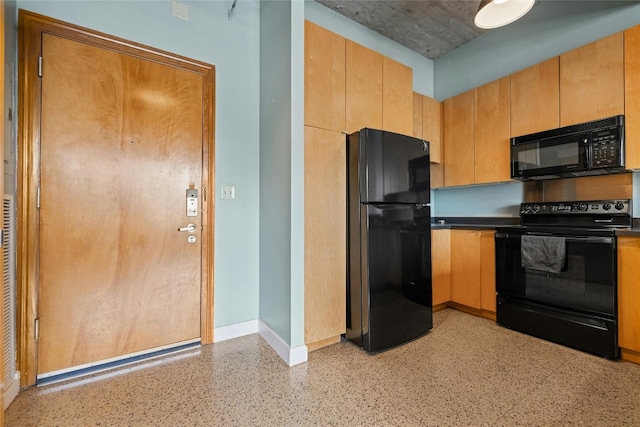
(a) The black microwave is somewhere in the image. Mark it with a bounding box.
[511,115,625,180]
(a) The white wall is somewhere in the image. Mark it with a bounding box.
[16,0,262,329]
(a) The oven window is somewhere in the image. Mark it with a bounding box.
[496,234,616,317]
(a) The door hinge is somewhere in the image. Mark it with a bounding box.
[36,186,41,209]
[203,186,207,202]
[35,318,39,340]
[38,56,42,77]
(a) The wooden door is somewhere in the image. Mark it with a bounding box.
[444,89,475,187]
[449,230,481,309]
[345,40,383,133]
[475,76,511,184]
[304,126,346,350]
[35,33,205,376]
[382,56,413,136]
[304,21,346,132]
[510,57,559,137]
[560,32,623,127]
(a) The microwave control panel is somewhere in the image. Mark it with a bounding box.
[591,128,621,168]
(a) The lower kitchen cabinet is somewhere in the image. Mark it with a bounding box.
[448,229,496,316]
[304,126,346,351]
[431,229,451,307]
[450,230,481,309]
[618,236,640,363]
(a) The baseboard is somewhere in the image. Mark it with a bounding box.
[213,319,259,343]
[4,372,20,410]
[258,320,308,366]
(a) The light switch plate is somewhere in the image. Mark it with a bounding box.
[221,186,235,200]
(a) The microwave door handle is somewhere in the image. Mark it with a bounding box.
[584,140,591,168]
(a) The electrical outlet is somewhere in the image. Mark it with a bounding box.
[221,186,235,200]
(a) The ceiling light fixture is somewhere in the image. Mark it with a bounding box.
[474,0,536,29]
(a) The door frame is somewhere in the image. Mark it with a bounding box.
[17,10,215,387]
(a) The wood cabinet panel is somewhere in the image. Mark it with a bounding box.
[480,231,496,313]
[560,32,624,126]
[382,56,413,136]
[304,21,346,132]
[511,57,559,137]
[423,95,443,164]
[304,126,346,347]
[412,92,423,138]
[450,230,481,309]
[625,25,640,169]
[346,40,383,133]
[618,237,640,353]
[431,229,451,306]
[475,76,511,184]
[444,90,475,186]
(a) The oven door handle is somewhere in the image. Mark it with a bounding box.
[495,233,614,244]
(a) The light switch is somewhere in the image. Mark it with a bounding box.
[221,186,235,200]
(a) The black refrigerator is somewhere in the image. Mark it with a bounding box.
[345,128,433,353]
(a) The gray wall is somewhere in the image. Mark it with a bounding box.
[259,0,305,348]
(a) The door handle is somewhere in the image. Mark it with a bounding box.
[178,224,197,233]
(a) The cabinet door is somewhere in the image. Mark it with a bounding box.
[423,95,443,164]
[625,24,640,170]
[560,32,624,126]
[346,40,383,133]
[382,56,413,136]
[444,90,475,187]
[304,21,346,132]
[475,76,511,184]
[412,92,423,138]
[450,230,481,309]
[431,229,451,306]
[511,57,560,136]
[618,237,640,356]
[304,126,346,348]
[480,231,496,313]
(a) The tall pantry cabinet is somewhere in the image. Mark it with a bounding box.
[303,21,417,350]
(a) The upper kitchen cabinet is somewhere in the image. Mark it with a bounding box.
[304,21,346,132]
[382,56,413,136]
[346,40,383,133]
[511,57,560,137]
[304,126,347,351]
[474,76,511,184]
[412,92,443,165]
[444,89,475,186]
[413,92,423,138]
[625,24,640,170]
[423,95,443,164]
[560,32,624,127]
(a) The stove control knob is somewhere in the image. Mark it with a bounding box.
[522,205,531,214]
[615,201,625,211]
[579,203,588,212]
[602,202,612,211]
[531,204,540,213]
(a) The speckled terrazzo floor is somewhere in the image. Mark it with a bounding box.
[6,308,640,426]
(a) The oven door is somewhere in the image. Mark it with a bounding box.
[495,230,616,317]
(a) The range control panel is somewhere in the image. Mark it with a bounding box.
[520,199,631,216]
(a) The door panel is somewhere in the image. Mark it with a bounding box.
[38,34,203,375]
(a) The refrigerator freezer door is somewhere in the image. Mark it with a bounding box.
[346,203,433,353]
[348,128,430,204]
